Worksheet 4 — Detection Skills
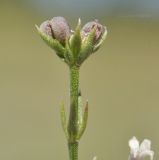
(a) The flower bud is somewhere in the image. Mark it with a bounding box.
[40,17,71,43]
[50,17,71,43]
[37,17,107,67]
[40,20,52,37]
[81,20,106,44]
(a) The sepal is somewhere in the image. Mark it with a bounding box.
[64,39,74,65]
[69,18,82,59]
[36,25,65,59]
[93,26,107,53]
[78,29,96,65]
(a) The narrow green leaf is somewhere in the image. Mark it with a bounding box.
[76,101,88,140]
[78,90,83,126]
[60,102,69,139]
[35,25,65,59]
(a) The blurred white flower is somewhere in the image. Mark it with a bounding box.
[92,156,97,160]
[128,137,154,160]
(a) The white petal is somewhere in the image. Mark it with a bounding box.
[139,150,154,160]
[129,137,140,158]
[128,155,136,160]
[140,139,151,152]
[92,156,97,160]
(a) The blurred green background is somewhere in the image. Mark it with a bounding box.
[0,0,159,160]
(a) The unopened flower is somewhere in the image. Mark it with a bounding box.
[40,16,71,43]
[81,19,106,45]
[128,137,154,160]
[40,20,53,37]
[36,17,107,66]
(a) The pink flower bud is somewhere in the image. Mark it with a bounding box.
[40,20,52,37]
[50,17,71,43]
[40,17,71,43]
[81,20,106,44]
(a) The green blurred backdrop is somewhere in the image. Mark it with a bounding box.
[0,1,159,160]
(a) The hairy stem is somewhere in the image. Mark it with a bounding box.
[68,65,80,160]
[68,142,79,160]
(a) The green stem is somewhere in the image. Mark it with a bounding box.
[68,142,79,160]
[68,65,80,160]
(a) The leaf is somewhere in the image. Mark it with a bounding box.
[76,101,88,140]
[60,102,69,139]
[78,90,83,127]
